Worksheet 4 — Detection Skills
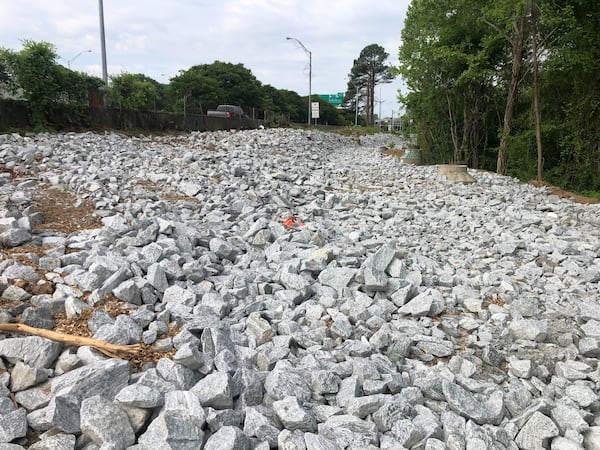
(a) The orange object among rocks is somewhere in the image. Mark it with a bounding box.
[280,216,306,229]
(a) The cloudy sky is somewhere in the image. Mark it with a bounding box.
[1,0,411,118]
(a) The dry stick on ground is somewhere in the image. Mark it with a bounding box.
[0,323,142,359]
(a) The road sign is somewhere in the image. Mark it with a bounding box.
[311,102,320,119]
[319,92,344,107]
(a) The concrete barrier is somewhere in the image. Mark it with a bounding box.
[438,164,476,184]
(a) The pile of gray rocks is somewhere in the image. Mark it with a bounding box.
[0,128,599,449]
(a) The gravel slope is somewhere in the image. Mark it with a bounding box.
[0,128,599,449]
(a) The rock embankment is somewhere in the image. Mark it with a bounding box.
[0,128,599,449]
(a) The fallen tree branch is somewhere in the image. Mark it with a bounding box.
[0,322,142,359]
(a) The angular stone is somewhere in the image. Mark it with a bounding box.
[442,380,504,425]
[0,408,27,443]
[310,370,341,395]
[209,238,239,261]
[551,403,589,434]
[565,384,597,408]
[97,266,132,298]
[163,284,196,306]
[391,418,423,448]
[243,406,282,447]
[372,396,414,432]
[156,358,197,390]
[318,267,357,291]
[9,361,51,392]
[137,392,205,450]
[68,270,102,292]
[280,270,311,292]
[509,319,548,342]
[329,311,353,340]
[579,337,600,357]
[173,343,213,374]
[191,372,233,409]
[345,395,387,419]
[28,432,76,450]
[92,323,130,345]
[278,430,307,450]
[233,368,264,407]
[0,336,62,369]
[179,180,203,197]
[45,394,80,434]
[273,396,317,432]
[584,427,600,450]
[581,319,600,337]
[112,279,142,304]
[318,414,379,448]
[201,292,229,318]
[115,383,164,408]
[50,359,130,401]
[204,426,250,450]
[1,285,30,302]
[246,312,274,345]
[365,240,397,274]
[363,266,388,291]
[147,263,168,292]
[264,368,312,402]
[550,436,585,450]
[336,376,362,408]
[515,411,559,449]
[304,432,340,450]
[555,360,592,381]
[13,382,52,411]
[0,229,32,247]
[205,408,244,433]
[508,358,534,379]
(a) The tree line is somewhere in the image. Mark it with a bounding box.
[1,40,396,130]
[398,0,600,194]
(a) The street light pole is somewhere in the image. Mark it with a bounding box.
[98,0,108,86]
[67,49,92,69]
[286,37,311,126]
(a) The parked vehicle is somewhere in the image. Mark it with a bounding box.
[206,105,247,119]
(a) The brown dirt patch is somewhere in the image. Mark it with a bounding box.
[382,148,406,157]
[0,166,21,178]
[52,297,132,338]
[529,180,598,204]
[32,186,103,233]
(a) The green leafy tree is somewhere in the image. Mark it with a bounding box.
[347,44,394,126]
[14,40,62,127]
[540,0,600,190]
[0,47,18,95]
[58,66,104,106]
[169,61,266,114]
[109,73,159,111]
[399,0,499,166]
[168,69,222,114]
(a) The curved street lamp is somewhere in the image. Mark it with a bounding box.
[286,37,311,126]
[67,49,92,69]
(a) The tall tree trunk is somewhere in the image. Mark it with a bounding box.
[368,70,375,126]
[532,1,543,182]
[497,13,527,175]
[446,92,460,162]
[461,103,470,164]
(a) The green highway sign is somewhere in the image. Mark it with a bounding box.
[319,92,345,107]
